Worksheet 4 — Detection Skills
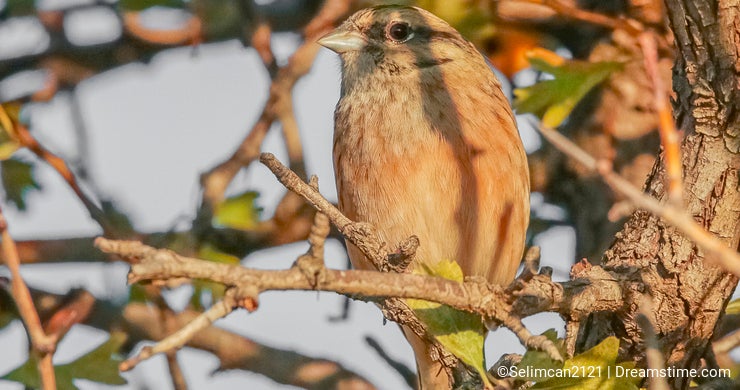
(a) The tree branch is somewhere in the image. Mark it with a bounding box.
[93,234,629,369]
[0,205,56,389]
[537,124,740,277]
[121,302,376,389]
[638,32,683,206]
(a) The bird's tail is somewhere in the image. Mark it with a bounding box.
[402,325,452,390]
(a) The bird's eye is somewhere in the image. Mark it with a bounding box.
[387,22,412,42]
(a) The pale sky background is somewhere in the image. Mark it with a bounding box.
[0,8,625,389]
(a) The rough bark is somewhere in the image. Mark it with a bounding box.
[574,1,740,388]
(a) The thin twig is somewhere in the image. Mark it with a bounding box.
[0,205,56,389]
[501,315,563,361]
[260,153,389,268]
[199,0,346,209]
[636,300,670,390]
[638,32,683,206]
[303,0,351,38]
[306,176,329,258]
[120,290,238,371]
[165,352,188,390]
[564,320,580,358]
[294,176,330,286]
[365,336,417,389]
[713,328,740,355]
[123,11,202,45]
[513,0,644,35]
[5,117,117,237]
[537,124,740,277]
[251,22,278,78]
[120,302,375,389]
[152,293,189,390]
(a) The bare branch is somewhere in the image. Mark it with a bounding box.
[509,0,644,34]
[122,11,202,46]
[121,303,375,389]
[365,336,417,389]
[713,328,740,356]
[165,352,188,390]
[18,129,116,236]
[260,153,390,268]
[636,300,670,390]
[120,290,238,371]
[0,283,377,389]
[638,32,683,206]
[251,22,278,77]
[95,236,583,366]
[0,205,56,389]
[537,124,740,277]
[199,0,348,209]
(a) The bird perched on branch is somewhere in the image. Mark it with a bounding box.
[319,5,529,389]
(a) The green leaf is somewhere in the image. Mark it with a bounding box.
[0,311,17,330]
[101,200,135,236]
[414,0,495,43]
[523,336,640,389]
[198,243,241,265]
[1,158,41,211]
[187,244,237,309]
[55,332,128,388]
[128,284,148,303]
[190,279,225,310]
[2,354,41,389]
[514,52,622,128]
[2,333,127,390]
[516,329,567,381]
[726,298,740,314]
[213,191,262,230]
[406,260,489,385]
[3,0,35,16]
[197,0,243,40]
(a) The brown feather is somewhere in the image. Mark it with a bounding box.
[327,5,530,388]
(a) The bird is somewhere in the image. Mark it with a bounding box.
[318,5,530,389]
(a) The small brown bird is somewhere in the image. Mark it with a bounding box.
[319,5,529,389]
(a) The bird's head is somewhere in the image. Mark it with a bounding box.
[318,5,481,82]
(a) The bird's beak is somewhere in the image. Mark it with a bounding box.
[318,29,367,53]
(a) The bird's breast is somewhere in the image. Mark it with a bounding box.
[332,70,529,284]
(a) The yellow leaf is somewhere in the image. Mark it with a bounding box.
[0,103,23,161]
[527,48,566,67]
[213,191,262,230]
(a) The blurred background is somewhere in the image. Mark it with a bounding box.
[0,0,712,389]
